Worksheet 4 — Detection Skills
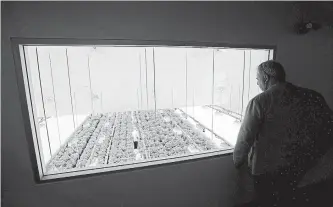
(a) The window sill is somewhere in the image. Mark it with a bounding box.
[39,148,234,183]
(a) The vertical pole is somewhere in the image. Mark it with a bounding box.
[48,52,62,145]
[137,88,140,110]
[241,50,246,121]
[229,86,232,111]
[87,53,94,115]
[139,51,143,109]
[185,50,188,117]
[172,88,174,109]
[100,92,103,114]
[212,49,215,139]
[239,87,241,117]
[36,47,52,157]
[152,48,157,119]
[65,48,76,129]
[248,50,252,101]
[192,88,195,117]
[144,48,149,110]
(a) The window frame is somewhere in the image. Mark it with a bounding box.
[11,37,276,183]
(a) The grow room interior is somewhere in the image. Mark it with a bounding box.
[22,45,273,176]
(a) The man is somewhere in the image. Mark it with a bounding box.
[233,60,333,206]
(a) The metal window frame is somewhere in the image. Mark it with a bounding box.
[10,37,276,183]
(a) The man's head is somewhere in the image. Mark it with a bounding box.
[257,60,286,91]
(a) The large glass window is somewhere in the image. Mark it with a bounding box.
[20,44,274,179]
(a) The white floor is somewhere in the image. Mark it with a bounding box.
[180,106,241,146]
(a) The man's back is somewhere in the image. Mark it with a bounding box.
[248,82,333,176]
[233,61,333,206]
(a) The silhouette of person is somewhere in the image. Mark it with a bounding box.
[233,60,333,206]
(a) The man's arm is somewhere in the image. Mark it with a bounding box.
[233,98,263,168]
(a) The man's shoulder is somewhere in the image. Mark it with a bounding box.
[250,83,290,105]
[251,91,269,105]
[293,84,325,100]
[255,83,323,101]
[253,83,287,101]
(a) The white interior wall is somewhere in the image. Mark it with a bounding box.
[26,46,268,116]
[2,2,333,207]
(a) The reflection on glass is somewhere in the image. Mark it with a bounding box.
[22,45,273,175]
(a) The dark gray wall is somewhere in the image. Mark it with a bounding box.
[2,2,333,207]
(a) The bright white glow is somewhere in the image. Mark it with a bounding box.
[22,45,273,176]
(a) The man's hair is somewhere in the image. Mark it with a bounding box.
[258,60,286,82]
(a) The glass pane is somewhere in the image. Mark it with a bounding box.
[64,47,91,127]
[154,47,186,110]
[48,47,76,145]
[214,49,244,118]
[213,49,245,146]
[89,47,142,113]
[22,45,273,176]
[184,48,221,149]
[25,46,52,164]
[34,47,62,157]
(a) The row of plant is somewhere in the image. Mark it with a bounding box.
[76,113,117,167]
[89,113,117,166]
[107,112,136,165]
[133,110,189,159]
[163,109,218,151]
[131,112,149,159]
[76,114,108,168]
[159,110,204,152]
[46,115,102,173]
